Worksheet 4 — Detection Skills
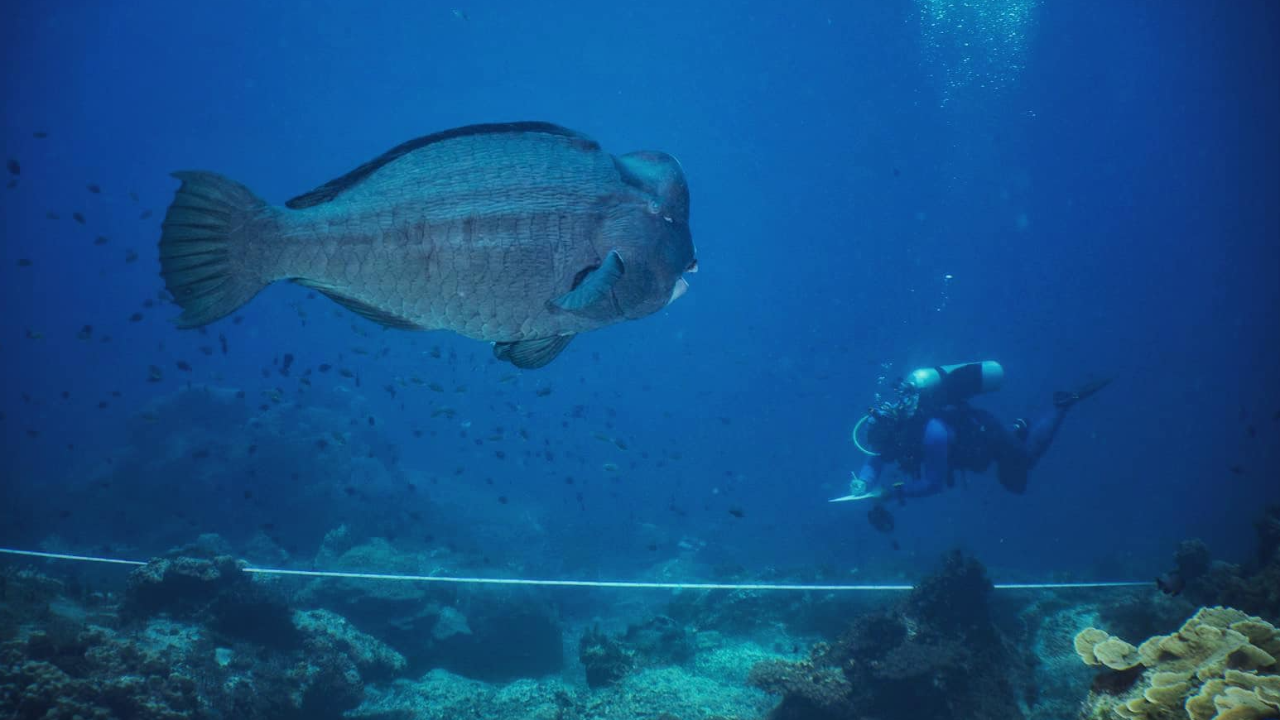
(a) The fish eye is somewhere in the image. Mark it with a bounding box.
[647,199,661,215]
[686,259,698,273]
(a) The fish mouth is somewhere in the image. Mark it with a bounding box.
[668,276,690,305]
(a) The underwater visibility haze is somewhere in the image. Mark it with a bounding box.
[2,2,1278,719]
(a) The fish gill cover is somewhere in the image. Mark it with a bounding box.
[1,2,1278,719]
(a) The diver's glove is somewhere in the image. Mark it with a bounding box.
[849,474,884,499]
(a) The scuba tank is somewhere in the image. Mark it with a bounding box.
[904,361,1004,404]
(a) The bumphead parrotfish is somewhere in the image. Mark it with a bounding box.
[159,122,696,368]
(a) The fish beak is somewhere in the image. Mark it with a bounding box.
[668,276,689,305]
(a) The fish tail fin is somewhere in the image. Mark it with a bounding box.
[160,171,278,327]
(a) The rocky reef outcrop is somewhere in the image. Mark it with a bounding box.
[1,552,404,720]
[748,550,1032,720]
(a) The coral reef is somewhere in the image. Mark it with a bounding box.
[298,532,565,681]
[579,624,636,688]
[1077,606,1280,720]
[1159,507,1280,623]
[748,550,1032,720]
[664,565,879,638]
[1,559,404,720]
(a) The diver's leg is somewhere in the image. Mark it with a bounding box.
[1023,407,1069,463]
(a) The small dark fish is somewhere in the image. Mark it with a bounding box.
[33,132,48,139]
[176,360,192,372]
[72,212,85,224]
[87,184,101,194]
[192,448,210,460]
[891,540,901,551]
[94,235,109,246]
[16,258,32,267]
[125,250,139,263]
[199,345,213,355]
[1246,425,1256,438]
[318,363,332,372]
[535,386,553,397]
[728,507,745,519]
[244,490,253,500]
[498,495,508,504]
[1156,571,1185,596]
[219,333,228,354]
[1229,465,1245,475]
[77,325,93,340]
[129,312,143,322]
[46,211,59,220]
[339,368,354,378]
[147,365,163,382]
[140,209,153,220]
[6,159,18,176]
[129,191,139,202]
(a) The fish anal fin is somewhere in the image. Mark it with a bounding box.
[550,250,625,312]
[294,280,421,330]
[493,335,574,369]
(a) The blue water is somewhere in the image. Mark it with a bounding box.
[2,0,1277,588]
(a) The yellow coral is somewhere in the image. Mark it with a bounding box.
[1080,608,1280,720]
[1077,627,1112,666]
[1230,620,1280,657]
[1097,638,1144,671]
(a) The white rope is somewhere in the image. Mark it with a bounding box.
[0,547,1149,592]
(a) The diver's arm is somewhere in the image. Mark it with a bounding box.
[852,456,886,496]
[904,418,949,497]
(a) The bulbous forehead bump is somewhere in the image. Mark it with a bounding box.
[615,151,689,222]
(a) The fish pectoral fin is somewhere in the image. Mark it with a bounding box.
[493,335,575,369]
[549,249,625,312]
[294,279,421,330]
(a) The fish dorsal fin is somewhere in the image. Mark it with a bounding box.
[285,122,597,210]
[550,250,625,312]
[294,279,422,330]
[493,335,575,369]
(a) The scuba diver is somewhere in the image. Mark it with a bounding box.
[838,362,1109,517]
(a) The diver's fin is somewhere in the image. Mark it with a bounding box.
[550,250,624,311]
[493,335,574,369]
[159,171,275,327]
[1053,377,1112,409]
[294,279,422,330]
